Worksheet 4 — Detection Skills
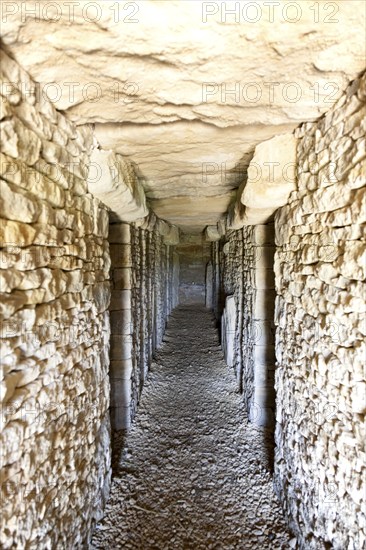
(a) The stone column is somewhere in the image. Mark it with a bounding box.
[249,223,276,427]
[109,223,133,430]
[205,261,213,308]
[172,251,180,309]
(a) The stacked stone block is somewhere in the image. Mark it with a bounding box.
[109,223,133,430]
[248,224,276,427]
[221,230,244,389]
[109,222,179,431]
[209,223,276,427]
[0,51,111,548]
[274,73,365,549]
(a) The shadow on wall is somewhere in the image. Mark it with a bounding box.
[208,225,277,469]
[176,233,211,305]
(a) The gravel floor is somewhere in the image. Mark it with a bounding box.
[91,305,293,549]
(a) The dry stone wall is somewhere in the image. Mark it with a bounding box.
[177,234,210,305]
[208,223,276,427]
[109,219,179,431]
[0,51,111,548]
[274,73,366,549]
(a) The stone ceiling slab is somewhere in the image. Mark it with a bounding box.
[1,0,365,231]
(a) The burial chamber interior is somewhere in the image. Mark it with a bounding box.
[0,2,365,549]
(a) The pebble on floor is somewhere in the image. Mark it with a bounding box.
[91,306,294,549]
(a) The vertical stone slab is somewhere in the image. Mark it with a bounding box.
[173,251,180,309]
[222,295,236,367]
[205,262,213,308]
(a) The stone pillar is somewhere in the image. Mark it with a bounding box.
[249,223,276,427]
[109,223,133,430]
[139,229,149,386]
[221,295,236,367]
[211,241,222,318]
[210,223,276,426]
[172,251,180,309]
[205,261,213,308]
[109,217,179,431]
[146,231,154,362]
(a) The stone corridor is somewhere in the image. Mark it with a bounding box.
[91,306,291,550]
[1,2,365,549]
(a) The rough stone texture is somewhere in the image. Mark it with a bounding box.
[209,224,276,427]
[87,149,149,223]
[0,51,111,548]
[205,225,221,242]
[274,73,366,549]
[109,221,179,431]
[176,233,210,305]
[205,261,213,309]
[2,1,365,231]
[239,134,297,224]
[91,306,292,549]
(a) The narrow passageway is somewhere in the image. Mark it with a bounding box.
[91,306,291,549]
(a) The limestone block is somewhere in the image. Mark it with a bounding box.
[155,218,170,237]
[87,149,148,222]
[222,296,236,367]
[110,311,133,335]
[253,290,276,320]
[249,391,275,427]
[110,244,132,268]
[335,241,366,281]
[252,321,275,347]
[241,134,297,212]
[110,359,133,380]
[163,224,179,245]
[0,95,12,120]
[0,153,66,207]
[110,290,131,311]
[217,219,226,237]
[205,263,213,309]
[254,345,276,367]
[204,225,221,241]
[242,207,276,225]
[0,117,41,166]
[110,406,131,431]
[253,246,275,270]
[253,268,275,290]
[112,268,132,290]
[93,202,109,239]
[109,223,131,244]
[0,219,36,247]
[135,211,156,231]
[253,364,275,387]
[92,282,111,313]
[0,179,40,223]
[251,224,275,246]
[226,202,246,230]
[33,158,70,190]
[110,378,132,407]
